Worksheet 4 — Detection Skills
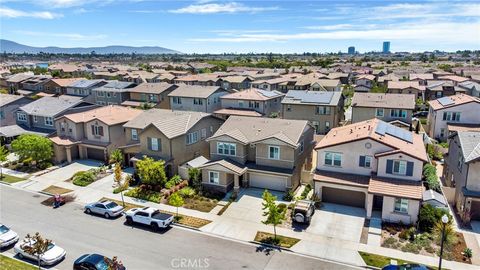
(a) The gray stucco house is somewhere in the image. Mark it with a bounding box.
[92,80,136,105]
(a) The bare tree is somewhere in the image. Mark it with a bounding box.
[21,232,52,270]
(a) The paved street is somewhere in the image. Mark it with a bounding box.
[0,184,361,270]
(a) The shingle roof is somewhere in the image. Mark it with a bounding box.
[208,116,308,147]
[352,93,415,109]
[213,108,263,117]
[409,73,434,80]
[19,95,84,117]
[128,83,177,94]
[456,131,480,163]
[281,90,342,106]
[168,85,224,98]
[60,105,142,125]
[123,109,213,139]
[199,159,247,175]
[220,88,284,101]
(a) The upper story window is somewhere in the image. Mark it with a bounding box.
[393,160,407,175]
[457,155,464,171]
[173,97,182,104]
[299,140,304,153]
[33,115,38,122]
[443,112,461,122]
[238,101,244,107]
[44,117,53,126]
[201,128,207,140]
[131,129,138,141]
[17,113,27,121]
[375,108,384,117]
[316,106,331,115]
[91,125,104,136]
[97,91,105,97]
[186,131,199,145]
[390,109,407,118]
[325,152,342,167]
[394,198,409,213]
[217,142,236,156]
[193,98,203,105]
[359,155,372,168]
[148,137,160,151]
[60,122,66,132]
[268,146,280,160]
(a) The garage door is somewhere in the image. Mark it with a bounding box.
[249,173,286,191]
[86,147,105,161]
[471,201,480,221]
[322,187,365,208]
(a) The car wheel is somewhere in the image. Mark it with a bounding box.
[85,208,92,214]
[294,213,305,223]
[151,223,159,232]
[104,212,110,219]
[17,253,23,259]
[126,217,133,225]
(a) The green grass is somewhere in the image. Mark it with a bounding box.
[0,174,27,184]
[358,251,437,269]
[42,185,73,194]
[124,187,162,203]
[0,254,37,270]
[254,231,300,248]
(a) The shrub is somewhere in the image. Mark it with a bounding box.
[37,161,53,170]
[165,180,175,189]
[124,187,162,203]
[401,242,421,254]
[383,237,397,248]
[277,203,287,212]
[73,171,95,186]
[113,185,127,194]
[418,204,450,232]
[179,187,196,198]
[170,175,183,185]
[463,248,473,259]
[282,189,294,201]
[423,163,441,192]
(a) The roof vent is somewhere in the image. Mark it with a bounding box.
[350,129,353,134]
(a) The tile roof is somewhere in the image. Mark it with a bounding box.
[313,170,370,188]
[438,75,470,83]
[103,80,136,89]
[123,109,213,139]
[69,79,105,88]
[281,90,343,106]
[388,81,425,91]
[352,93,415,109]
[213,108,263,117]
[428,93,480,111]
[208,116,308,147]
[409,73,434,80]
[447,123,480,133]
[356,74,376,81]
[315,119,428,162]
[368,176,423,200]
[199,159,247,175]
[128,83,177,94]
[19,95,84,117]
[456,131,480,163]
[168,85,224,98]
[60,105,142,125]
[50,78,85,87]
[220,88,284,101]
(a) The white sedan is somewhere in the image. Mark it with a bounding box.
[0,224,19,248]
[14,239,66,266]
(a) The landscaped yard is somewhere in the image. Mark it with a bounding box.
[70,167,111,187]
[0,174,27,184]
[358,251,432,269]
[42,185,73,195]
[183,195,218,213]
[0,254,37,270]
[254,231,300,248]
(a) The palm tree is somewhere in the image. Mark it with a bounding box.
[433,219,457,247]
[109,149,123,165]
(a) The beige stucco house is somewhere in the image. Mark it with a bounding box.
[123,83,178,108]
[388,81,425,100]
[351,93,415,125]
[168,85,231,113]
[313,119,428,224]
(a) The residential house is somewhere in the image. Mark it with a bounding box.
[354,74,376,92]
[215,88,284,119]
[387,81,425,100]
[409,73,434,86]
[251,77,289,91]
[425,80,466,100]
[310,79,342,92]
[6,73,33,93]
[351,93,415,125]
[66,79,107,97]
[443,131,480,223]
[438,75,470,86]
[427,94,480,141]
[173,74,221,86]
[0,94,32,127]
[43,78,84,95]
[314,119,428,224]
[122,109,224,176]
[281,91,344,134]
[50,105,142,163]
[18,75,52,95]
[199,116,315,193]
[458,81,480,98]
[92,80,136,105]
[123,83,178,109]
[327,72,350,84]
[377,73,400,87]
[48,63,82,77]
[168,85,230,113]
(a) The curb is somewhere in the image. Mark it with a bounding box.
[0,181,12,186]
[249,240,291,252]
[171,222,201,231]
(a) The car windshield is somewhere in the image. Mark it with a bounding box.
[105,202,118,209]
[0,225,9,234]
[47,243,55,250]
[95,257,110,270]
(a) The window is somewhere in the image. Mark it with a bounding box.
[394,198,409,213]
[324,152,342,167]
[217,142,236,156]
[249,101,259,108]
[299,140,304,153]
[435,91,443,98]
[375,108,384,117]
[44,117,53,126]
[91,125,104,136]
[173,97,182,104]
[209,171,219,184]
[316,106,331,115]
[238,101,244,107]
[33,115,38,122]
[17,113,27,121]
[131,129,138,141]
[286,105,291,111]
[201,128,207,140]
[393,160,407,175]
[97,91,104,97]
[390,109,407,118]
[148,94,157,102]
[106,92,111,98]
[442,112,461,122]
[150,137,159,151]
[269,146,280,160]
[440,128,445,138]
[0,111,3,119]
[60,122,66,132]
[457,156,464,171]
[359,155,372,168]
[193,98,203,105]
[186,131,199,145]
[325,121,330,131]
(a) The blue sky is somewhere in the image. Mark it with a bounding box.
[1,0,479,53]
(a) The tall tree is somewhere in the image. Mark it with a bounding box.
[0,145,8,179]
[136,156,167,188]
[11,134,53,166]
[261,190,286,241]
[21,232,52,270]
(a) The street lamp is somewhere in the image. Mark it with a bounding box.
[438,214,449,270]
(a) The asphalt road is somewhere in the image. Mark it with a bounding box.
[0,185,361,270]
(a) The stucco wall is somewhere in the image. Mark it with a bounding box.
[376,153,423,181]
[352,107,413,124]
[382,196,420,224]
[429,102,480,141]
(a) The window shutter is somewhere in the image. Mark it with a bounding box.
[386,160,393,174]
[158,138,162,152]
[359,156,365,167]
[91,125,95,135]
[147,137,152,150]
[99,126,104,136]
[406,162,414,176]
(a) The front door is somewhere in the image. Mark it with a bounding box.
[373,195,383,211]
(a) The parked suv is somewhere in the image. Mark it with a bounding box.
[292,200,315,224]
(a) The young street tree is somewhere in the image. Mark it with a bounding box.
[11,134,53,167]
[0,145,8,179]
[109,149,123,165]
[21,232,52,270]
[261,190,286,242]
[168,192,184,221]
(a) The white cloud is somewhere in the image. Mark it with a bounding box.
[169,2,279,14]
[15,30,107,41]
[0,7,62,19]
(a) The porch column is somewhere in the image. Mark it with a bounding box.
[66,146,72,163]
[234,174,240,192]
[366,193,374,218]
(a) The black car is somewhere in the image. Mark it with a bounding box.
[382,264,429,270]
[73,254,125,270]
[413,111,428,118]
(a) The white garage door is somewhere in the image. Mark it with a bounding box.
[249,173,287,191]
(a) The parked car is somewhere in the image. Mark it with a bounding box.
[14,239,66,266]
[292,200,315,224]
[84,200,124,218]
[74,253,126,270]
[0,224,19,248]
[382,264,429,270]
[413,111,428,118]
[124,207,173,231]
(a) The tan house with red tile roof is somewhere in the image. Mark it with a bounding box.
[43,78,85,95]
[314,119,427,224]
[351,93,415,124]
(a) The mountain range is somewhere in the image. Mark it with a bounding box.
[0,39,180,54]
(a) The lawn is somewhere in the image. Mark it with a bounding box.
[254,231,300,248]
[0,254,37,270]
[183,195,218,213]
[42,185,73,195]
[0,174,27,184]
[358,251,437,269]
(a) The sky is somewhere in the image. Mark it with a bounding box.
[1,0,479,53]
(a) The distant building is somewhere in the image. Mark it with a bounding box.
[383,41,391,53]
[348,46,355,55]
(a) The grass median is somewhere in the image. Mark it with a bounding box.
[0,254,37,270]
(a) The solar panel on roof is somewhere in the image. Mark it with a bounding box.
[437,96,454,106]
[375,121,413,143]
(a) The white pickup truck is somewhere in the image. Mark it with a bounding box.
[124,207,174,231]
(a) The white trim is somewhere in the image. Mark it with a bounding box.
[208,171,220,184]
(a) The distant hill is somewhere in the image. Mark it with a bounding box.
[0,39,180,54]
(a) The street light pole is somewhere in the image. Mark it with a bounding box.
[438,214,449,270]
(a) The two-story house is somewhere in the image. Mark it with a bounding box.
[281,90,344,134]
[219,76,252,90]
[409,73,434,86]
[168,85,231,113]
[198,116,314,193]
[123,83,178,109]
[425,81,466,100]
[91,80,136,105]
[443,131,480,223]
[388,81,425,100]
[351,93,415,125]
[0,94,32,127]
[122,109,224,176]
[314,119,428,224]
[214,88,284,119]
[66,79,107,97]
[427,94,480,141]
[43,78,84,95]
[50,105,142,163]
[354,74,376,92]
